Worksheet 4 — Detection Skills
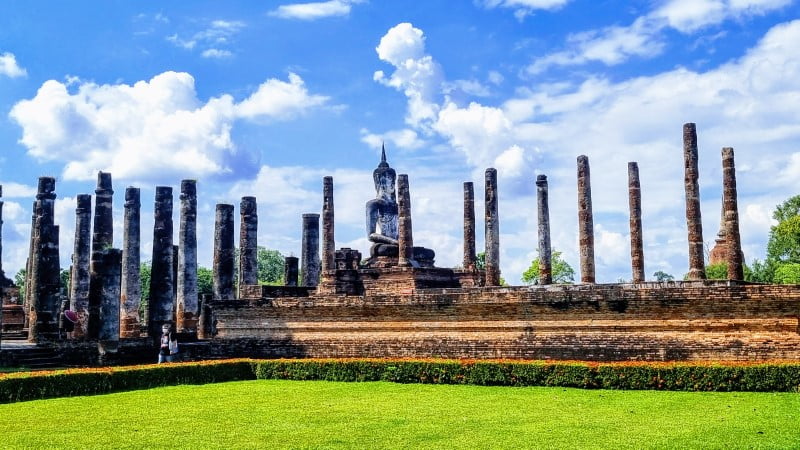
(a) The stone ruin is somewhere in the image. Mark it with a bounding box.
[1,123,799,366]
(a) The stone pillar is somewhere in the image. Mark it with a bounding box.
[284,256,299,286]
[120,187,141,338]
[148,187,174,342]
[177,180,198,333]
[23,202,35,328]
[239,196,258,295]
[463,182,476,271]
[536,175,552,285]
[321,176,335,272]
[397,174,413,267]
[628,163,645,283]
[300,213,320,287]
[213,204,235,301]
[70,194,92,339]
[683,123,706,280]
[88,171,114,339]
[484,168,500,286]
[577,155,595,284]
[722,147,744,280]
[28,177,60,342]
[96,248,121,353]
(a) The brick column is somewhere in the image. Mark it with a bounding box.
[97,248,122,353]
[120,187,141,338]
[628,162,645,283]
[321,176,335,272]
[213,204,235,301]
[70,194,92,339]
[463,182,476,271]
[148,187,174,342]
[397,174,413,267]
[88,172,113,339]
[28,177,60,342]
[301,213,320,287]
[484,168,500,286]
[683,123,706,280]
[577,155,595,283]
[536,175,552,285]
[722,147,744,280]
[284,256,299,286]
[239,196,258,295]
[177,180,198,333]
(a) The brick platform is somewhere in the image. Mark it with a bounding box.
[204,281,800,362]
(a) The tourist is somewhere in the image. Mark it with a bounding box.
[158,323,178,363]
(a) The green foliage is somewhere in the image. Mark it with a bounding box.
[653,271,675,282]
[59,269,70,296]
[139,262,151,322]
[521,250,575,285]
[257,247,284,285]
[0,360,255,404]
[14,268,26,303]
[250,360,800,392]
[197,266,213,296]
[747,259,772,283]
[705,263,727,280]
[762,195,800,283]
[475,252,485,270]
[773,263,800,284]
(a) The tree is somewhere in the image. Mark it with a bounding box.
[773,263,800,284]
[763,195,800,283]
[653,271,674,282]
[197,266,213,296]
[257,247,284,285]
[521,250,575,285]
[14,268,26,302]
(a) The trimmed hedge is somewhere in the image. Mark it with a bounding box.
[2,359,799,404]
[0,359,255,404]
[252,359,800,392]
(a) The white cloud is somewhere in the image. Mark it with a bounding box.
[443,79,492,97]
[360,128,426,150]
[528,0,792,73]
[236,73,329,120]
[268,0,364,20]
[374,23,443,128]
[488,71,504,85]
[166,20,245,55]
[201,49,233,59]
[0,52,27,78]
[479,0,571,20]
[0,182,36,198]
[9,71,329,182]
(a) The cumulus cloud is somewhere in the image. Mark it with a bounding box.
[9,71,329,182]
[528,0,792,73]
[374,23,444,128]
[268,0,364,20]
[0,52,26,78]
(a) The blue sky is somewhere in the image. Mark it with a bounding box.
[1,0,799,283]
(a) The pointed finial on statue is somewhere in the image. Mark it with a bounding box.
[381,142,387,163]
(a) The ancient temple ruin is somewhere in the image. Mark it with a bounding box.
[2,123,800,366]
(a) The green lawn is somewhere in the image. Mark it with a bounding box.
[1,380,798,449]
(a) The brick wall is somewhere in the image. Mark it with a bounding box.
[207,281,800,362]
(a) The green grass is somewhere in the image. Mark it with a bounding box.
[1,380,799,449]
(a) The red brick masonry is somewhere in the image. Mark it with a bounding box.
[212,281,800,362]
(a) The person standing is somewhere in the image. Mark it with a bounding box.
[158,323,178,363]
